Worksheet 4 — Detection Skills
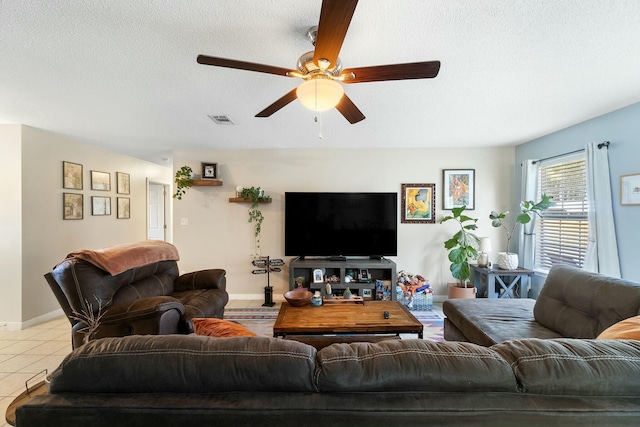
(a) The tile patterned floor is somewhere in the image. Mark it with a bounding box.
[0,300,444,426]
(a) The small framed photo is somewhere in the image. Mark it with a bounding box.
[63,161,83,190]
[91,196,111,216]
[90,170,111,191]
[63,193,83,220]
[117,197,130,219]
[312,269,324,283]
[116,172,130,194]
[401,183,436,223]
[443,169,475,210]
[620,173,640,205]
[201,162,218,179]
[362,288,372,299]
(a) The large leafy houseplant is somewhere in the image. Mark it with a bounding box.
[440,206,480,287]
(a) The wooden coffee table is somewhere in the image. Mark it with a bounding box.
[273,300,423,339]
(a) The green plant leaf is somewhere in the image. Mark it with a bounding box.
[451,206,466,217]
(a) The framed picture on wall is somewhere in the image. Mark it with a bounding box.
[63,161,83,190]
[91,196,111,216]
[401,183,436,223]
[116,172,130,194]
[90,171,111,191]
[443,169,475,210]
[117,197,130,219]
[620,173,640,205]
[201,162,218,179]
[63,193,83,220]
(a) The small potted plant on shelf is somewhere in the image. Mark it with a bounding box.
[489,194,554,269]
[236,186,270,257]
[440,206,479,298]
[173,165,194,200]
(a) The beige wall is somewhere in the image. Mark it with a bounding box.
[0,125,172,327]
[0,124,23,323]
[173,147,515,300]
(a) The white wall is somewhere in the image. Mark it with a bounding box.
[0,125,172,326]
[0,124,23,323]
[173,147,514,300]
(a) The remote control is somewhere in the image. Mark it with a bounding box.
[383,311,390,319]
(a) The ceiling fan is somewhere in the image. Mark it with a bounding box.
[197,0,440,124]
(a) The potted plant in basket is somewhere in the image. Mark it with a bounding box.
[489,194,554,269]
[440,206,480,298]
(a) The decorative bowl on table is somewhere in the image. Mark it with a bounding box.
[284,289,313,306]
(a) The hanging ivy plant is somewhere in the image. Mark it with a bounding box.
[173,166,194,200]
[238,186,269,256]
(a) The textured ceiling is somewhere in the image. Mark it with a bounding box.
[2,0,640,165]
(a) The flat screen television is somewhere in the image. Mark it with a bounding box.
[284,192,398,258]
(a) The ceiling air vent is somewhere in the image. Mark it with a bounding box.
[208,115,235,125]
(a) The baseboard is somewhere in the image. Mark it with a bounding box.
[228,293,285,302]
[2,308,66,331]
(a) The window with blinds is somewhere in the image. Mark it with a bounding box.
[535,156,588,271]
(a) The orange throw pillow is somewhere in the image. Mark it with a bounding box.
[192,318,257,338]
[597,315,640,340]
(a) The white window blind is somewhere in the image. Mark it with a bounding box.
[535,156,588,271]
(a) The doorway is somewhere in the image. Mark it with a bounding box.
[147,181,168,241]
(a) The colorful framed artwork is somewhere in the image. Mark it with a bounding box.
[91,196,111,216]
[63,193,83,220]
[443,169,475,210]
[620,173,640,206]
[116,172,130,194]
[90,170,111,191]
[117,197,130,219]
[63,161,83,190]
[201,162,218,179]
[401,183,436,223]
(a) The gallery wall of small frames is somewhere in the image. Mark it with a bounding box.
[62,161,130,220]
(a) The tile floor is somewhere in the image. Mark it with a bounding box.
[0,299,444,426]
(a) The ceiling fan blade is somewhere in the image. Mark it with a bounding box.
[255,88,298,117]
[313,0,358,68]
[341,61,441,84]
[335,94,365,124]
[197,55,296,77]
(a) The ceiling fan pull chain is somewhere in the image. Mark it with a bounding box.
[314,114,324,139]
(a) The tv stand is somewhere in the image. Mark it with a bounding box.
[289,257,397,301]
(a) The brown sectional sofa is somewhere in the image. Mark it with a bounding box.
[443,264,640,346]
[20,263,639,426]
[16,334,640,426]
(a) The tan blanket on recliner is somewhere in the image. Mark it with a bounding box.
[65,240,180,275]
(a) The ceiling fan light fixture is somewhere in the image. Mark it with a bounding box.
[296,77,344,112]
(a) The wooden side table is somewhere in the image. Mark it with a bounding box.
[6,380,47,426]
[469,265,534,298]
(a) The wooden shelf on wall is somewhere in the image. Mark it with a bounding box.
[229,197,272,203]
[192,179,223,186]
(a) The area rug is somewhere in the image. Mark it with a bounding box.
[224,307,445,342]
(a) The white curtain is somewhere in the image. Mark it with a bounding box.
[519,159,539,269]
[583,142,621,276]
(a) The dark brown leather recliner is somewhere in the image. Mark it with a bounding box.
[45,253,228,348]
